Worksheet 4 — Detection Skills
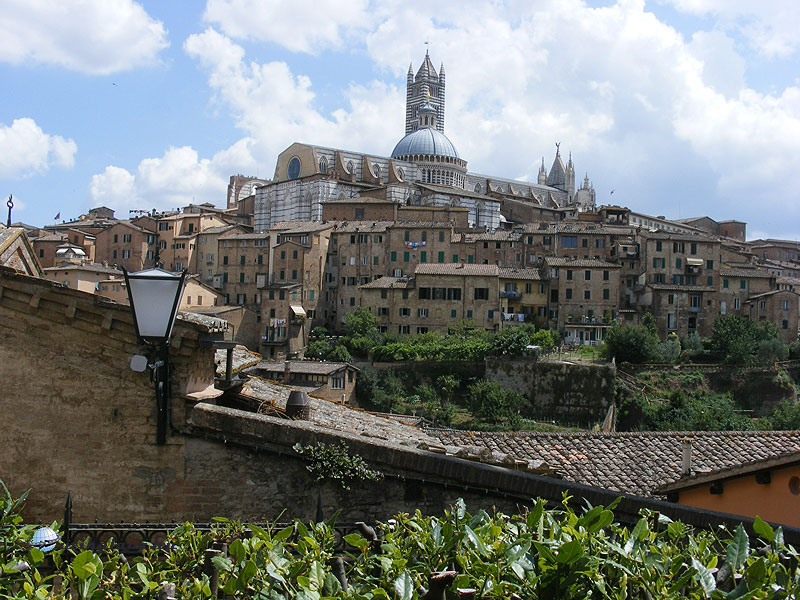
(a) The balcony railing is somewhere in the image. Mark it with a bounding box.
[500,290,522,298]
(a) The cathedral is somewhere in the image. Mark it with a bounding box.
[253,52,595,232]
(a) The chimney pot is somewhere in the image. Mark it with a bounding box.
[681,437,693,476]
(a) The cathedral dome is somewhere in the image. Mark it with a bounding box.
[391,127,460,159]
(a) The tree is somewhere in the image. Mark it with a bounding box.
[342,307,381,358]
[326,344,353,362]
[602,324,658,364]
[467,380,525,425]
[710,315,780,364]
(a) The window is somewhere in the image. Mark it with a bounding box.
[734,297,740,309]
[280,250,286,259]
[690,243,697,255]
[239,272,245,283]
[291,290,298,301]
[362,256,368,265]
[418,308,428,318]
[399,325,410,334]
[240,255,245,266]
[39,249,44,258]
[399,307,410,317]
[582,238,588,248]
[404,231,410,242]
[783,319,789,329]
[113,234,118,243]
[584,290,591,300]
[403,251,410,262]
[691,295,701,309]
[331,374,344,389]
[293,250,298,259]
[223,273,228,283]
[474,288,489,300]
[291,269,298,280]
[438,251,444,263]
[585,270,591,281]
[420,251,427,263]
[378,307,389,316]
[707,260,714,269]
[656,241,662,252]
[467,255,474,264]
[707,275,713,286]
[416,327,429,334]
[783,300,790,311]
[280,270,285,280]
[467,310,473,319]
[350,297,355,306]
[390,251,397,261]
[373,256,379,265]
[668,313,675,329]
[223,256,228,265]
[603,289,609,300]
[452,254,459,263]
[439,231,445,242]
[565,289,573,300]
[112,250,117,259]
[561,236,577,248]
[451,309,457,318]
[723,279,729,288]
[566,270,573,281]
[488,310,494,320]
[668,294,674,305]
[309,290,315,301]
[421,231,427,242]
[740,279,746,290]
[123,234,131,243]
[676,258,682,269]
[525,283,532,294]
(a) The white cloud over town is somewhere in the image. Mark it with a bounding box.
[0,0,168,74]
[0,118,77,179]
[85,0,800,237]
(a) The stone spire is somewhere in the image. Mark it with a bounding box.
[405,51,446,135]
[538,157,547,185]
[546,144,567,189]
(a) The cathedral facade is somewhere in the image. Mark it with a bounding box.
[253,53,595,232]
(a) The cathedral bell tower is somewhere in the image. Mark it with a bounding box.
[405,50,445,135]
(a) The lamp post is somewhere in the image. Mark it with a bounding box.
[122,268,187,445]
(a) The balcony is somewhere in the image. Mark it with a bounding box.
[500,290,522,299]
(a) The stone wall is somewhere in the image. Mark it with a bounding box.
[486,358,616,424]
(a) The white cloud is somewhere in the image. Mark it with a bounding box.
[0,0,168,74]
[0,118,77,179]
[202,0,371,53]
[89,142,258,216]
[184,28,404,161]
[666,0,800,58]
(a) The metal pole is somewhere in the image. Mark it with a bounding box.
[155,343,170,445]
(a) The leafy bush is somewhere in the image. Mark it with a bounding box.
[681,333,705,361]
[756,338,789,364]
[654,338,681,364]
[293,442,382,490]
[3,483,800,600]
[638,389,754,431]
[761,398,800,430]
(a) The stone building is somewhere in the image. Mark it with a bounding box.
[745,289,800,344]
[545,257,622,344]
[718,264,775,317]
[244,360,359,404]
[94,220,155,271]
[637,231,722,338]
[498,267,549,328]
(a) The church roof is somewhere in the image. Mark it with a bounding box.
[391,127,460,159]
[546,150,567,188]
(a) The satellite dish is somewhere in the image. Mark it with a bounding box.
[130,354,148,372]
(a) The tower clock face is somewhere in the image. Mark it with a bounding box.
[288,156,301,180]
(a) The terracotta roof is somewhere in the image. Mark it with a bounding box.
[415,263,499,277]
[271,221,332,234]
[545,257,621,268]
[745,289,800,301]
[498,267,546,281]
[331,221,391,233]
[247,360,355,376]
[432,430,800,497]
[720,267,773,278]
[44,263,122,275]
[462,230,522,242]
[360,276,414,289]
[417,183,498,202]
[647,284,716,292]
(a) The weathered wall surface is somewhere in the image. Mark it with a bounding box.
[486,358,616,424]
[0,269,218,522]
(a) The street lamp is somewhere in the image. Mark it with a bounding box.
[122,268,187,445]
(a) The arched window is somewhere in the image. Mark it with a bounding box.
[346,160,354,174]
[474,183,482,193]
[372,163,381,178]
[319,156,328,173]
[397,168,404,181]
[288,156,301,180]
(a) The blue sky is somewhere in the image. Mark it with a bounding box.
[2,0,799,240]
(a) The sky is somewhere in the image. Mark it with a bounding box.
[1,0,799,241]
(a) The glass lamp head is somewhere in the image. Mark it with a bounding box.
[123,268,187,343]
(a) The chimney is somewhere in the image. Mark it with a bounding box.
[285,390,310,420]
[681,437,693,476]
[283,361,291,384]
